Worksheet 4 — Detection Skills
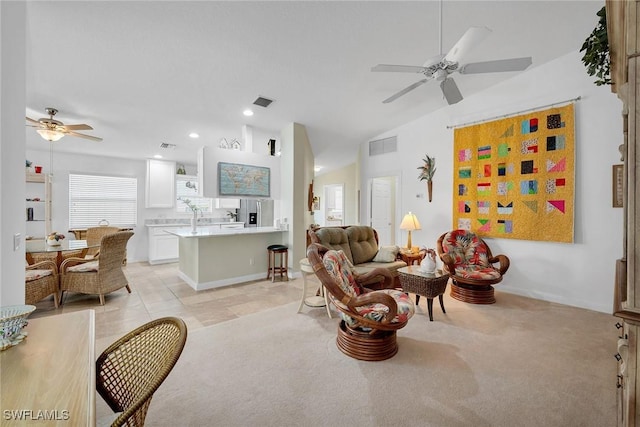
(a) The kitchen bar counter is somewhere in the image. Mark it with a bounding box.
[164,226,284,238]
[167,227,287,290]
[145,221,245,228]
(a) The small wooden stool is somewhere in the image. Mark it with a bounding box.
[267,244,289,282]
[297,258,331,318]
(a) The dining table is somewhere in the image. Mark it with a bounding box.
[25,239,99,267]
[0,309,96,426]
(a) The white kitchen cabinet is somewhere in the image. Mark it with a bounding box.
[215,198,240,209]
[148,226,180,264]
[145,159,176,208]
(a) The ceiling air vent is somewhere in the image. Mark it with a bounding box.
[253,96,274,108]
[369,136,397,156]
[159,142,177,149]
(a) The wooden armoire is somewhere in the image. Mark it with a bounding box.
[609,1,640,425]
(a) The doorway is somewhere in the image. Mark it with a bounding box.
[370,176,398,246]
[323,184,344,226]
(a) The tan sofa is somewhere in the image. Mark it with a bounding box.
[307,225,407,288]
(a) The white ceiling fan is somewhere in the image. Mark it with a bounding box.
[372,3,532,105]
[26,107,103,142]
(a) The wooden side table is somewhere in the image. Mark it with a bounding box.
[397,266,449,321]
[399,250,425,266]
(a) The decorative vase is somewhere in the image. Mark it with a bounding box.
[191,211,198,234]
[427,180,433,203]
[46,238,61,246]
[419,254,436,274]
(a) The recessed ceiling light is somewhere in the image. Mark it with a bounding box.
[243,109,254,117]
[154,154,163,159]
[189,132,199,138]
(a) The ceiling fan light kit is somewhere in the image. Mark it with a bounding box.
[26,107,103,142]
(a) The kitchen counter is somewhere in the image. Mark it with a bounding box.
[165,226,283,238]
[145,221,244,228]
[169,227,287,290]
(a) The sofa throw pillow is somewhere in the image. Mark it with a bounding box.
[372,245,399,263]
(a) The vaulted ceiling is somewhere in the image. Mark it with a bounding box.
[25,1,601,173]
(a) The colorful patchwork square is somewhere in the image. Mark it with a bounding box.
[546,200,566,213]
[546,158,566,173]
[520,138,538,154]
[497,202,513,215]
[521,118,538,134]
[498,143,510,157]
[498,163,506,176]
[459,148,472,162]
[477,219,491,232]
[477,201,490,214]
[547,114,564,129]
[483,164,491,177]
[459,167,472,179]
[458,201,471,213]
[497,181,514,196]
[520,180,538,195]
[545,178,566,194]
[546,135,566,151]
[497,220,513,233]
[478,145,491,160]
[458,184,468,196]
[521,160,538,174]
[477,182,491,196]
[458,218,471,230]
[499,124,514,138]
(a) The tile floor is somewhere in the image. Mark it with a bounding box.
[30,261,305,349]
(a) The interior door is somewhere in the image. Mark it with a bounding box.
[370,177,394,246]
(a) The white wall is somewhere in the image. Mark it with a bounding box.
[313,163,358,226]
[0,2,27,306]
[360,51,623,313]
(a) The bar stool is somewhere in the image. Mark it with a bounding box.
[297,258,332,318]
[266,244,289,282]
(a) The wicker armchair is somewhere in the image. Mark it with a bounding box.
[306,243,415,361]
[25,260,59,308]
[60,231,133,305]
[437,230,510,304]
[97,317,188,427]
[85,226,121,258]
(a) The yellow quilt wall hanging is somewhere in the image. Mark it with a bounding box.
[452,103,575,243]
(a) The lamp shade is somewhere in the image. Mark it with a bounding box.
[37,129,64,142]
[400,212,421,231]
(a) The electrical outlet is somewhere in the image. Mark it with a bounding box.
[13,233,21,251]
[249,258,254,265]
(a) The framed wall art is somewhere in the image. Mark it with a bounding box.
[218,162,270,197]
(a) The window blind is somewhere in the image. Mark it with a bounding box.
[69,174,137,228]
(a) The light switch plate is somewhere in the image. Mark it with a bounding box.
[13,233,21,251]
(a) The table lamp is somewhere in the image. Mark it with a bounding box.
[400,212,421,251]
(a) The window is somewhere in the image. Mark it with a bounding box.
[175,175,212,213]
[69,174,137,228]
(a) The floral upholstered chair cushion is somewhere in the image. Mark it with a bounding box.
[332,290,415,328]
[441,230,501,280]
[323,250,361,296]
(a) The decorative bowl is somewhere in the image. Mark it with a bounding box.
[0,305,36,350]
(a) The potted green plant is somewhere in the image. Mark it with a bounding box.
[580,6,611,86]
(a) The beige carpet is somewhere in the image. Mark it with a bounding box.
[104,292,616,426]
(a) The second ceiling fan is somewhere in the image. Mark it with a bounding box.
[372,5,532,105]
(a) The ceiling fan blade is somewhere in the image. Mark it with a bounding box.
[382,79,429,104]
[26,116,40,125]
[66,131,103,142]
[460,57,533,74]
[61,123,93,131]
[440,77,463,105]
[372,64,427,73]
[444,26,491,65]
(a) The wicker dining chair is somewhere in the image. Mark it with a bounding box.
[25,260,59,308]
[85,225,121,258]
[60,231,133,305]
[96,317,188,427]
